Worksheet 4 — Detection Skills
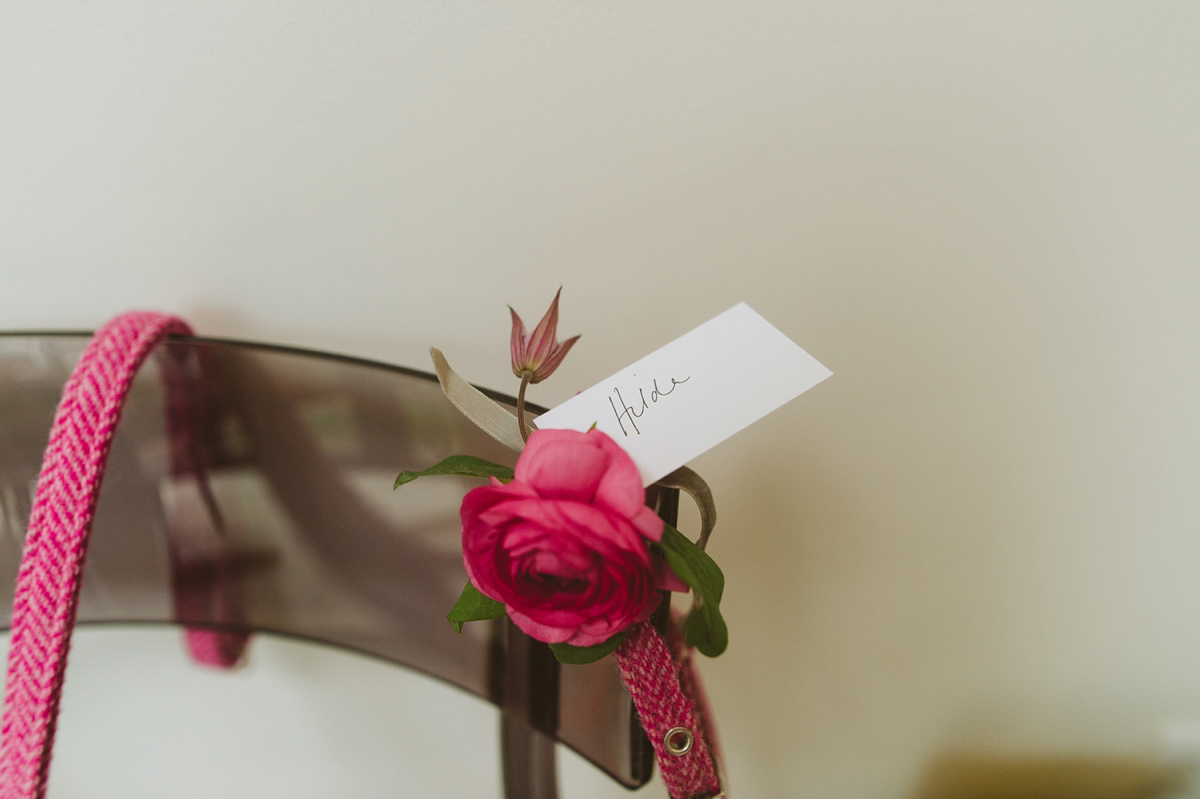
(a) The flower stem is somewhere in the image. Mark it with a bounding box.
[517,372,532,442]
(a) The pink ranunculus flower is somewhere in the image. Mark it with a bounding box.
[460,428,667,647]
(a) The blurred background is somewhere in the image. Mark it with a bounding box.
[2,3,1199,797]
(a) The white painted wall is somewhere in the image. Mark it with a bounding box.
[3,3,1200,797]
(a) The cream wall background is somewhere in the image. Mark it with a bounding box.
[3,3,1200,798]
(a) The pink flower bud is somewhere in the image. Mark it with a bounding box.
[509,288,580,384]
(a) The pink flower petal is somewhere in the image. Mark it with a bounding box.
[508,306,528,377]
[524,287,563,368]
[533,334,580,383]
[517,432,608,501]
[562,629,614,648]
[507,607,576,644]
[630,506,665,542]
[552,502,649,559]
[588,431,648,520]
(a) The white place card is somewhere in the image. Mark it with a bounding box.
[533,303,831,485]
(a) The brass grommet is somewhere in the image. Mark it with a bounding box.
[664,726,694,756]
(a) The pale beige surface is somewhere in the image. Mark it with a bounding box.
[2,3,1200,797]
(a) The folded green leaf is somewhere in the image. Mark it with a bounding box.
[395,455,515,489]
[446,581,506,633]
[660,523,728,657]
[549,630,628,664]
[684,597,728,658]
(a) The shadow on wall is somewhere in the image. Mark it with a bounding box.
[911,753,1192,799]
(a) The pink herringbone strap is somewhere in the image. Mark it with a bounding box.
[159,344,250,669]
[615,620,724,799]
[0,312,192,799]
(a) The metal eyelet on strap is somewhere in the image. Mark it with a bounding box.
[664,726,694,756]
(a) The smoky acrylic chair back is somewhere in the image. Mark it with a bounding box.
[0,330,670,798]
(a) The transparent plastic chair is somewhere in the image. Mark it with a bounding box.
[0,332,674,798]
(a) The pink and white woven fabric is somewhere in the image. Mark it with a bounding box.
[616,619,725,799]
[0,312,193,799]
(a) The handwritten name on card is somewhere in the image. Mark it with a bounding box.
[533,303,832,485]
[608,376,691,437]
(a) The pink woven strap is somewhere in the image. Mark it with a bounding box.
[615,620,725,799]
[0,312,192,799]
[158,343,250,668]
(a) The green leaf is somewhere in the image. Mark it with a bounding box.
[660,523,729,657]
[446,581,506,633]
[395,455,515,489]
[549,630,628,664]
[684,599,728,658]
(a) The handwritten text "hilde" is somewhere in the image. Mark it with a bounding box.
[607,375,691,436]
